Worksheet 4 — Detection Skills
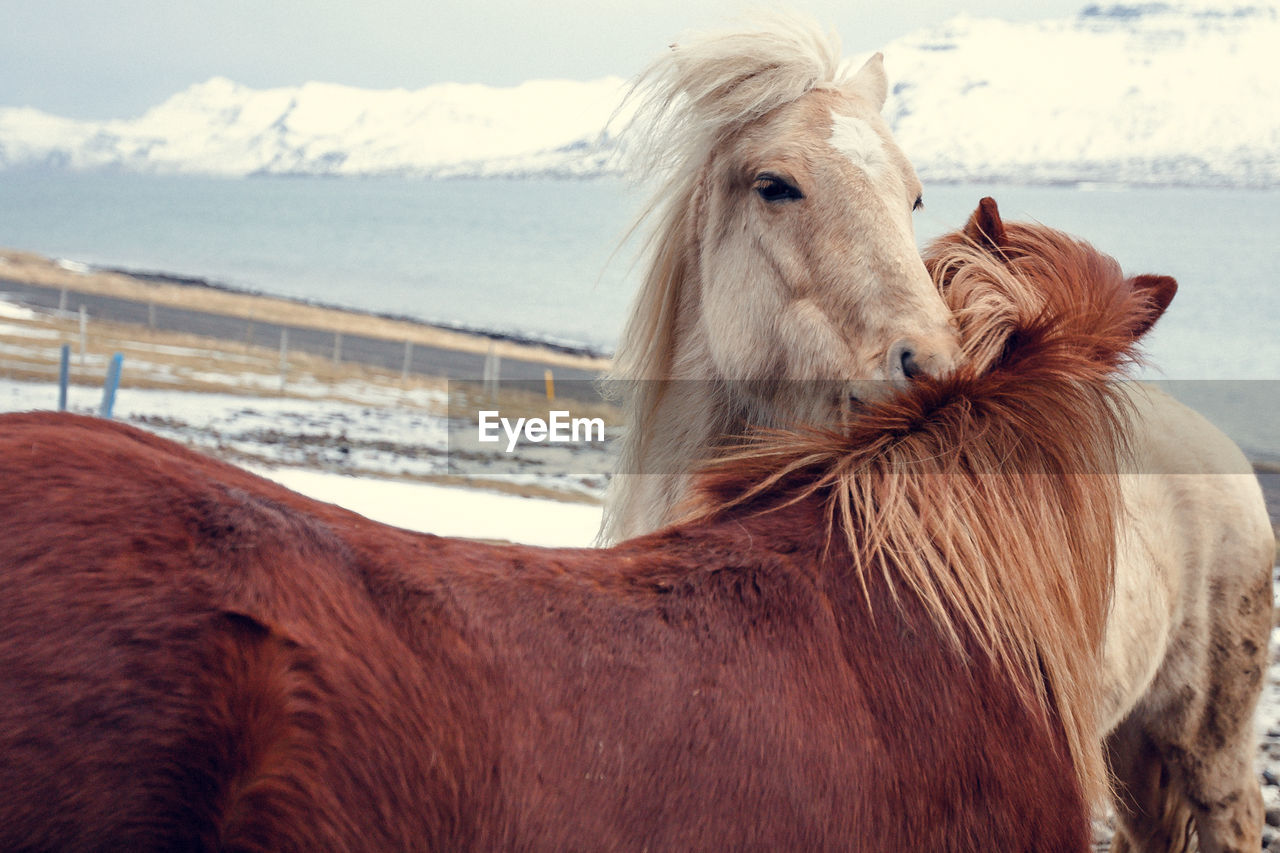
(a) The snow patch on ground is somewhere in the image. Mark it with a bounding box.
[256,467,600,547]
[0,301,40,322]
[0,375,603,547]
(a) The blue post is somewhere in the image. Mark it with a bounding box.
[58,344,70,411]
[99,352,124,418]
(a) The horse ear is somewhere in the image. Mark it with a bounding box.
[846,52,888,111]
[963,197,1007,255]
[1126,274,1178,338]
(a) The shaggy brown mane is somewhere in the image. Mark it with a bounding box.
[928,196,1176,374]
[681,204,1161,806]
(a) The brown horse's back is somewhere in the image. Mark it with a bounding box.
[0,412,1088,851]
[0,412,489,851]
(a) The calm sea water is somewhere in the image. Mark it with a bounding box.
[0,173,639,352]
[1,172,1277,457]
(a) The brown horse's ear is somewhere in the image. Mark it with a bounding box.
[1126,274,1178,338]
[963,197,1007,255]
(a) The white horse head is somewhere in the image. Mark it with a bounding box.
[604,14,959,541]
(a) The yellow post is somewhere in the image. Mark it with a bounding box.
[544,369,555,401]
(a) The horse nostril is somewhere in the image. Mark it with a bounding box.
[900,347,923,380]
[888,339,933,385]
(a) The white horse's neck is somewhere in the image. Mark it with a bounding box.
[602,316,794,542]
[601,401,727,543]
[603,307,702,541]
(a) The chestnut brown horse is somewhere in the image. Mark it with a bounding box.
[0,238,1167,849]
[930,198,1274,853]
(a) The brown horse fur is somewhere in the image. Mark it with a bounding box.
[0,223,1168,849]
[927,199,1272,853]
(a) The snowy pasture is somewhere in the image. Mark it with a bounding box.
[0,375,602,548]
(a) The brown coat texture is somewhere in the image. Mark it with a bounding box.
[0,213,1169,850]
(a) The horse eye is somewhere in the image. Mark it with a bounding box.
[754,174,803,203]
[913,195,924,212]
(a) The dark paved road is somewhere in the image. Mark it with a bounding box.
[0,278,605,386]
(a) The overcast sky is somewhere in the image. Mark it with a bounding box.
[1,0,1088,119]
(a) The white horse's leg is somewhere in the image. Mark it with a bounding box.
[1107,717,1195,852]
[1108,565,1271,853]
[1186,749,1265,853]
[1173,566,1269,853]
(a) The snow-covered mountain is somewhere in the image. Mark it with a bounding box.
[885,2,1280,186]
[1,1,1277,186]
[0,76,629,179]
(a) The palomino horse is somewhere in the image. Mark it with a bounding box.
[931,199,1274,853]
[0,207,1168,849]
[600,14,960,542]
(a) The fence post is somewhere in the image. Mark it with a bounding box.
[401,340,413,386]
[278,328,289,393]
[483,343,501,398]
[78,305,88,365]
[332,331,343,366]
[58,344,70,411]
[544,369,555,402]
[99,353,124,418]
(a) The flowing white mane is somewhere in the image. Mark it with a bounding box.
[612,13,848,384]
[602,16,858,542]
[601,13,950,545]
[623,13,845,188]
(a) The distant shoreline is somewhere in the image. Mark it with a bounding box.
[88,260,614,361]
[0,248,613,375]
